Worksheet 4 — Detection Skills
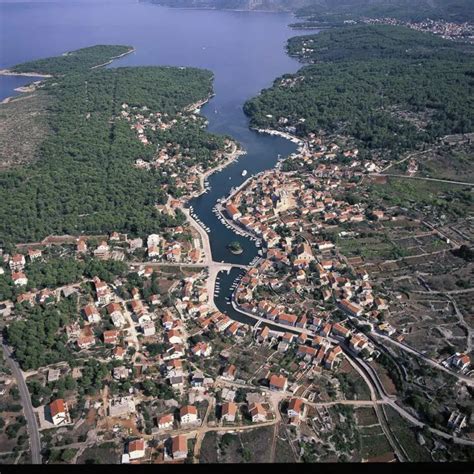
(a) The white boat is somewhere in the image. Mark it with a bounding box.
[241,169,248,177]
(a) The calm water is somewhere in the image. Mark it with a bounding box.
[0,0,311,322]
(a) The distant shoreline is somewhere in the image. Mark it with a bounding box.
[0,47,136,105]
[0,70,52,78]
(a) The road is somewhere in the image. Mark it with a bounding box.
[371,332,474,387]
[371,172,474,187]
[1,340,41,464]
[340,342,474,448]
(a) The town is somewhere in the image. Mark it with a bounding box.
[0,121,472,464]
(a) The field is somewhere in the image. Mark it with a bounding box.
[367,176,473,223]
[200,426,274,463]
[392,141,474,183]
[0,91,51,169]
[76,442,120,464]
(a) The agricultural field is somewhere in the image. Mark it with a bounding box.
[367,176,473,223]
[394,142,474,183]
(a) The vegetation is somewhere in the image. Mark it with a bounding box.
[153,0,474,22]
[0,46,221,245]
[244,25,474,156]
[11,45,133,75]
[5,296,78,370]
[0,93,51,170]
[227,241,243,254]
[295,0,474,23]
[287,25,471,62]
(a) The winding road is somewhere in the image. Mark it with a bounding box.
[1,340,41,464]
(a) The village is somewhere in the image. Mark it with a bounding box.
[0,121,472,463]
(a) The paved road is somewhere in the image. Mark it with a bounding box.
[341,342,474,448]
[371,332,474,387]
[1,340,41,464]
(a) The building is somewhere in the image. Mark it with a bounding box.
[12,271,28,286]
[249,403,267,423]
[338,299,364,318]
[9,254,25,271]
[221,402,237,423]
[269,374,288,392]
[226,203,241,221]
[93,277,111,305]
[49,399,68,426]
[128,439,145,460]
[157,414,174,430]
[28,248,42,261]
[221,364,236,381]
[180,405,198,425]
[287,398,304,419]
[171,435,188,460]
[83,303,100,324]
[447,411,468,434]
[103,329,119,345]
[108,396,136,418]
[451,353,471,371]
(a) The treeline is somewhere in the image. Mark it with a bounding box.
[0,48,217,245]
[287,25,471,62]
[295,0,474,23]
[11,45,133,75]
[244,25,474,155]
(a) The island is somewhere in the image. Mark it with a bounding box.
[227,240,243,255]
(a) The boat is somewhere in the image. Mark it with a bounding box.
[241,169,248,177]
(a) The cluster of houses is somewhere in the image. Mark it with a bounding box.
[224,168,386,247]
[145,230,202,264]
[121,103,175,146]
[122,101,235,198]
[174,274,250,340]
[4,248,43,288]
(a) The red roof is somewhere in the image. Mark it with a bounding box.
[172,435,187,454]
[128,439,145,453]
[50,399,65,417]
[269,374,287,389]
[288,398,303,414]
[180,405,197,417]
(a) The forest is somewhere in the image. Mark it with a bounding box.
[295,0,474,23]
[244,25,474,155]
[287,24,472,62]
[11,45,134,75]
[6,296,78,370]
[152,0,474,22]
[0,47,221,245]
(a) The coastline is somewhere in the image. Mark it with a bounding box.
[255,127,304,145]
[90,47,136,69]
[0,47,136,107]
[0,70,52,78]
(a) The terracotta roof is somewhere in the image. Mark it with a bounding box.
[50,399,65,417]
[180,405,197,417]
[172,435,187,454]
[128,439,145,453]
[269,374,287,389]
[288,398,303,414]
